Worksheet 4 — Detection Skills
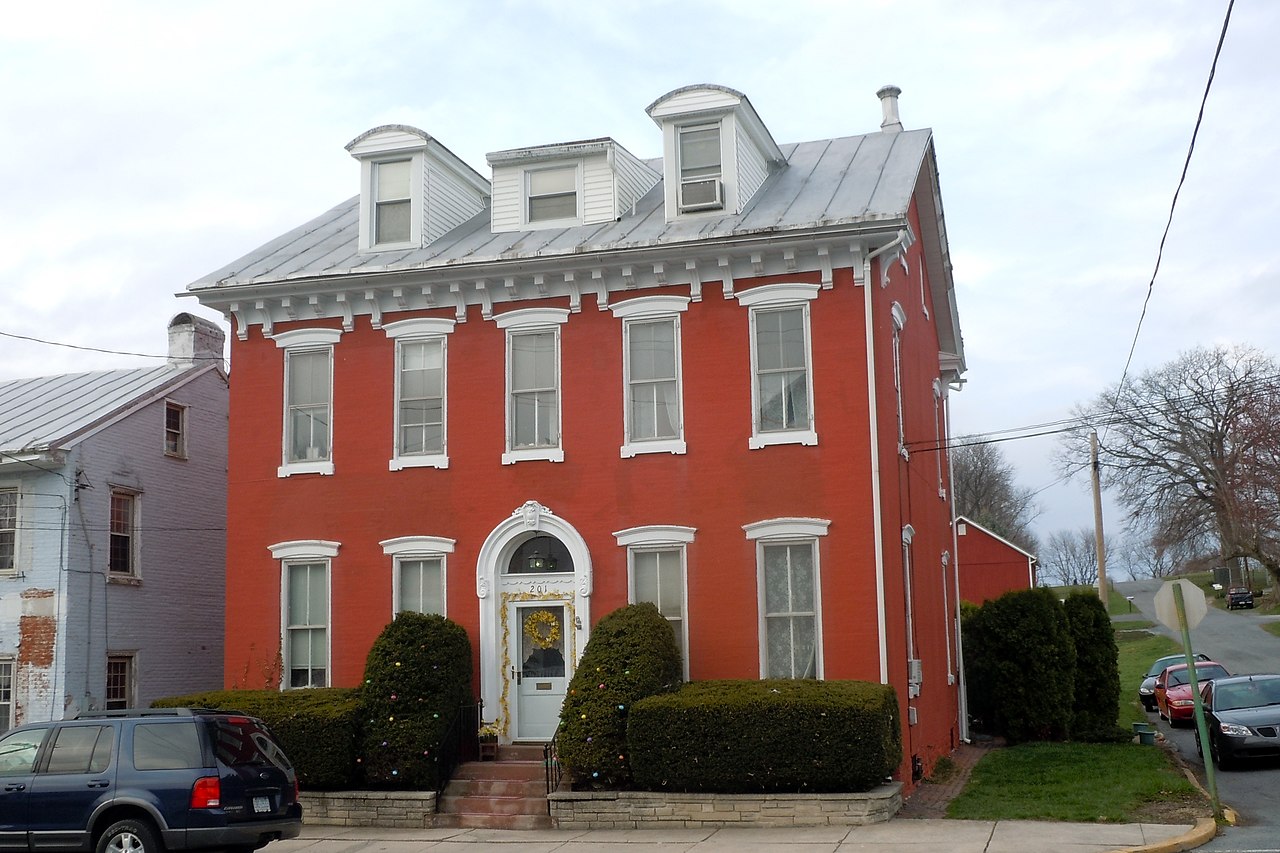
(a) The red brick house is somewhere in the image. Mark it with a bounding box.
[188,84,966,786]
[955,516,1038,605]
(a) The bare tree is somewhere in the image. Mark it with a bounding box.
[951,439,1040,554]
[1059,345,1280,589]
[1120,526,1214,579]
[1040,528,1115,587]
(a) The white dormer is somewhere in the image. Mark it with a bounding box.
[346,125,491,253]
[645,85,786,222]
[487,138,659,234]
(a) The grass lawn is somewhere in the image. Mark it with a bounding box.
[1264,621,1280,639]
[947,742,1199,822]
[948,627,1207,822]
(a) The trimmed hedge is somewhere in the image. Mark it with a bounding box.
[359,612,473,790]
[963,587,1076,743]
[556,603,682,788]
[1064,592,1126,742]
[628,679,901,793]
[152,688,361,789]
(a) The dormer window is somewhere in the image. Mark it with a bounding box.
[527,166,578,223]
[374,160,412,245]
[678,124,723,211]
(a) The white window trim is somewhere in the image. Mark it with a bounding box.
[0,658,15,731]
[0,486,19,577]
[274,328,342,477]
[495,308,569,464]
[891,302,908,459]
[523,163,582,228]
[615,525,695,681]
[105,652,137,711]
[381,536,455,618]
[272,540,337,690]
[359,153,423,252]
[611,296,689,458]
[745,517,829,680]
[384,318,455,471]
[676,121,727,215]
[737,284,820,450]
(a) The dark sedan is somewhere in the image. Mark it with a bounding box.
[1196,674,1280,770]
[1139,652,1209,712]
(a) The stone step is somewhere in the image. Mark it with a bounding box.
[445,778,545,798]
[438,793,548,815]
[437,812,555,830]
[451,759,546,782]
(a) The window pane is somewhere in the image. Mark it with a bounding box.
[288,351,328,406]
[778,309,806,368]
[763,545,790,613]
[400,560,424,611]
[766,616,791,678]
[530,168,575,195]
[680,126,720,177]
[790,545,815,610]
[658,554,683,615]
[634,551,659,603]
[376,200,411,243]
[376,160,410,200]
[756,312,783,370]
[512,333,553,391]
[0,492,14,573]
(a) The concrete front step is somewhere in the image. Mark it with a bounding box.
[446,778,545,797]
[439,793,548,815]
[438,812,555,830]
[438,756,551,830]
[451,759,546,782]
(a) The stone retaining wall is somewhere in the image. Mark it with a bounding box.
[548,783,903,829]
[301,790,439,828]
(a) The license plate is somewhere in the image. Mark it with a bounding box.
[253,796,271,814]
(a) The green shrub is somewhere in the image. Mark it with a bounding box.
[152,688,362,789]
[963,587,1075,743]
[628,679,900,793]
[556,603,682,787]
[359,612,473,789]
[1064,592,1126,741]
[959,600,996,732]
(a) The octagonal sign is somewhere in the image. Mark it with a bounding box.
[1154,579,1208,631]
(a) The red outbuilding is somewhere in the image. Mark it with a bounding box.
[954,516,1038,606]
[188,84,967,789]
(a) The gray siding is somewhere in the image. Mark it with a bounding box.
[581,154,614,225]
[736,131,770,211]
[426,162,486,244]
[489,167,522,233]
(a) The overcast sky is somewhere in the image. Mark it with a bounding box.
[2,0,1275,550]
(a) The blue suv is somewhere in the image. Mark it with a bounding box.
[0,707,302,853]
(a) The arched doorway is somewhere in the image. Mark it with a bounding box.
[476,501,592,741]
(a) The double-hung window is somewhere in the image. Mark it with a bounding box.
[611,296,689,457]
[744,518,829,680]
[737,284,820,449]
[381,536,454,617]
[374,159,412,245]
[384,318,454,470]
[496,308,569,464]
[163,401,187,458]
[526,166,578,224]
[108,489,138,578]
[0,489,16,575]
[274,328,342,477]
[0,659,12,732]
[678,124,723,211]
[105,655,134,710]
[616,526,694,679]
[270,540,338,689]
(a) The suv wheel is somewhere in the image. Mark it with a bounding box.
[97,818,162,853]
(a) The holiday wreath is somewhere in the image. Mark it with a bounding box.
[524,610,561,649]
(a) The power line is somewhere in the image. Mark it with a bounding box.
[1106,0,1235,432]
[0,329,224,362]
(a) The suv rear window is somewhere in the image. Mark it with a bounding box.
[210,718,293,772]
[134,722,204,770]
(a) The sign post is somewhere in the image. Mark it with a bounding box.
[1154,579,1220,819]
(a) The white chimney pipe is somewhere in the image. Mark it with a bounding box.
[877,85,903,133]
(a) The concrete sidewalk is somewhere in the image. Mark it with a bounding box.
[272,818,1216,852]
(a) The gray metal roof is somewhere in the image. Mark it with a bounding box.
[0,364,192,453]
[188,130,935,291]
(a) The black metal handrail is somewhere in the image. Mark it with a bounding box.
[436,700,482,795]
[544,720,563,812]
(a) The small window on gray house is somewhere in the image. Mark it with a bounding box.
[164,401,187,457]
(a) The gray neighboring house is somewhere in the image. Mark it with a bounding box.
[0,313,228,727]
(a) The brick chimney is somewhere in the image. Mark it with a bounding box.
[877,85,903,133]
[167,312,225,369]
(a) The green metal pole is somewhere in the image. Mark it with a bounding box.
[1173,583,1220,819]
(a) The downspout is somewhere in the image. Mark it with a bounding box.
[862,229,909,684]
[945,383,970,742]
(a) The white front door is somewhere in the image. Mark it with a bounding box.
[511,602,569,740]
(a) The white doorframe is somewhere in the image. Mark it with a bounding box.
[476,501,592,742]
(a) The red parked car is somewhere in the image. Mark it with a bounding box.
[1156,661,1231,725]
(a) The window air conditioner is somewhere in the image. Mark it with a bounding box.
[679,179,723,211]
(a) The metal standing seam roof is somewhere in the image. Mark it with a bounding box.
[0,364,195,453]
[187,129,936,291]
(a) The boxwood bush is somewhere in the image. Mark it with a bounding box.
[628,679,901,793]
[556,603,682,788]
[359,612,473,789]
[152,688,361,789]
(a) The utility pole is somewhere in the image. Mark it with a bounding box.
[1091,430,1108,604]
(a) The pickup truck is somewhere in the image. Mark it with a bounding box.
[1227,587,1255,609]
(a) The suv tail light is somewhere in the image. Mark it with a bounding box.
[191,776,221,809]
